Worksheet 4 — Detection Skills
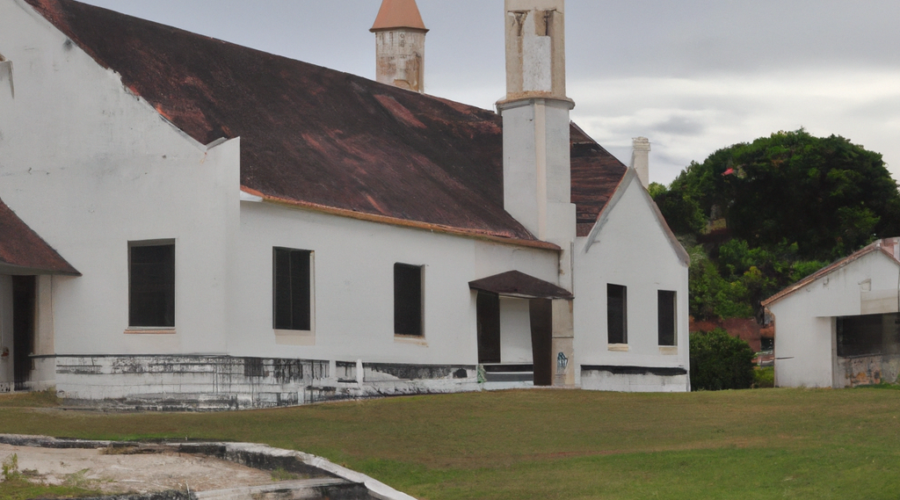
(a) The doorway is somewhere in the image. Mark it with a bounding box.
[12,275,36,391]
[476,292,552,386]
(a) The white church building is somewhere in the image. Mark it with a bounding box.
[0,0,690,409]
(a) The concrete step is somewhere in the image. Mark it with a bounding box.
[194,477,370,500]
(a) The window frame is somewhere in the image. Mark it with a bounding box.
[657,290,677,347]
[607,283,627,346]
[394,263,424,337]
[272,247,314,333]
[127,239,176,331]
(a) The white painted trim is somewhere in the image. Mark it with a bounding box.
[240,190,264,202]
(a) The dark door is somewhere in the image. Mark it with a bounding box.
[529,298,553,386]
[476,292,501,363]
[12,276,36,391]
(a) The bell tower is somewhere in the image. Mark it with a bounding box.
[370,0,428,93]
[498,0,575,258]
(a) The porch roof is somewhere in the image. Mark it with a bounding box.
[468,271,573,300]
[0,198,80,276]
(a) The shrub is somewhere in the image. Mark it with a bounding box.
[753,366,775,388]
[690,328,755,391]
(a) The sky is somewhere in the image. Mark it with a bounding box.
[78,0,900,186]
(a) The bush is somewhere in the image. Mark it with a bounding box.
[690,328,755,391]
[753,366,775,388]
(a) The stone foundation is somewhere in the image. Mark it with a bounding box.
[52,355,478,411]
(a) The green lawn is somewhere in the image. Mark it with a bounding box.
[0,388,898,499]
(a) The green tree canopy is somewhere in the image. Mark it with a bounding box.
[664,129,900,260]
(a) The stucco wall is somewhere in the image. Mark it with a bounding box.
[228,201,559,367]
[573,172,690,391]
[499,297,533,363]
[0,1,241,360]
[769,250,900,388]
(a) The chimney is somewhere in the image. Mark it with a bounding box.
[370,0,428,93]
[631,137,651,188]
[497,0,575,246]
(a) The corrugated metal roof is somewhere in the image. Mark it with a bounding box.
[26,0,625,243]
[0,198,79,275]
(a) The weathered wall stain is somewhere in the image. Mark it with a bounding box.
[53,355,478,411]
[837,354,900,387]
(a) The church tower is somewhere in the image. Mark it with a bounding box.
[498,0,576,272]
[371,0,428,93]
[499,0,577,388]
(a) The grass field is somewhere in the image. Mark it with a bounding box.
[0,388,898,499]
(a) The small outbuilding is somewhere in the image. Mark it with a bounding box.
[762,238,900,388]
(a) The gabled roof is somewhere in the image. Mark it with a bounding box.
[469,271,574,300]
[371,0,428,32]
[582,168,690,266]
[26,0,626,245]
[0,198,79,276]
[761,238,900,307]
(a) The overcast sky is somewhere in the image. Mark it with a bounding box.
[79,0,900,185]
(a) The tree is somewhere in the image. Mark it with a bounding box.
[652,130,899,321]
[662,130,900,261]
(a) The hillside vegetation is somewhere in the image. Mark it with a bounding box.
[651,129,900,320]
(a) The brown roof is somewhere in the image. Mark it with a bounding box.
[0,198,79,275]
[761,238,900,307]
[371,0,428,32]
[469,271,574,299]
[27,0,625,243]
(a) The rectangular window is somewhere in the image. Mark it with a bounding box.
[837,313,900,357]
[273,248,312,331]
[607,284,627,344]
[129,242,175,327]
[658,290,677,346]
[394,263,423,336]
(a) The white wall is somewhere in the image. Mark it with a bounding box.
[227,201,559,366]
[499,297,533,363]
[0,0,562,375]
[0,1,241,358]
[573,171,690,390]
[769,250,900,388]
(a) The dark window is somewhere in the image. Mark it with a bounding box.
[607,284,627,344]
[273,248,311,331]
[129,243,175,327]
[394,263,423,336]
[658,290,677,346]
[837,313,900,357]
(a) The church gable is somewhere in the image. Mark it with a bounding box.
[582,168,689,266]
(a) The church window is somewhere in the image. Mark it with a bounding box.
[607,284,627,344]
[394,263,423,336]
[273,248,312,331]
[658,290,677,346]
[129,241,175,328]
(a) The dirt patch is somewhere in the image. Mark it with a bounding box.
[0,443,279,495]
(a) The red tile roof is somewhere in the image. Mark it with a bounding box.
[371,0,428,32]
[26,0,625,243]
[0,198,79,275]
